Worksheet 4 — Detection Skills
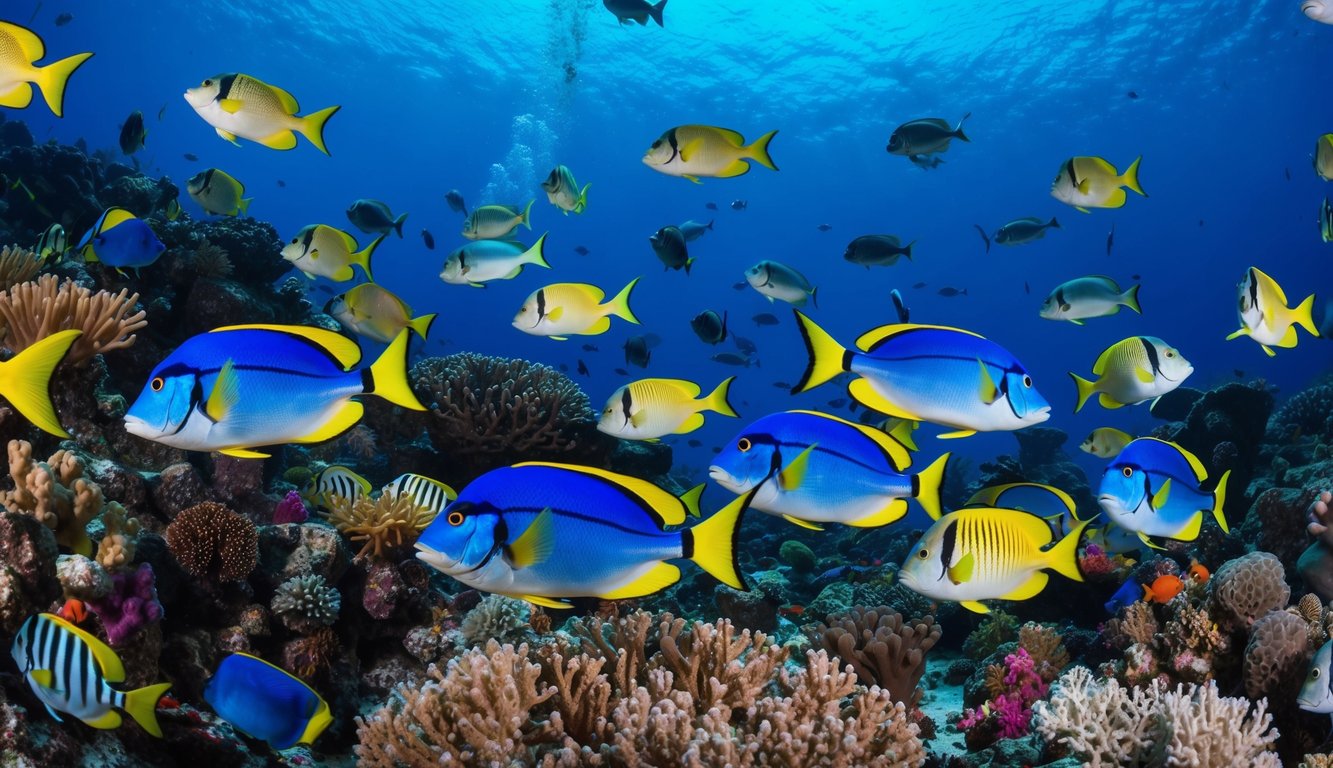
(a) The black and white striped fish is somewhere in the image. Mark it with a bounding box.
[10,613,171,735]
[381,473,457,513]
[302,465,372,510]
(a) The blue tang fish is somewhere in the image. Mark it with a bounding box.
[708,409,948,529]
[124,325,424,458]
[415,462,746,608]
[204,653,332,750]
[75,207,165,274]
[1097,437,1229,546]
[792,312,1050,438]
[1103,578,1141,614]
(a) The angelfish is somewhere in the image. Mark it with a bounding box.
[1069,336,1192,411]
[541,165,590,214]
[596,377,738,441]
[1225,266,1318,356]
[184,73,340,154]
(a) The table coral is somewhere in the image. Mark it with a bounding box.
[0,273,146,365]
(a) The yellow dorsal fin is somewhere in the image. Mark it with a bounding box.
[781,514,824,531]
[0,21,46,60]
[205,359,239,422]
[777,443,817,491]
[267,83,300,114]
[1091,338,1130,377]
[98,207,138,232]
[514,462,688,526]
[641,377,701,397]
[211,324,363,369]
[43,613,125,683]
[507,508,556,569]
[702,126,746,145]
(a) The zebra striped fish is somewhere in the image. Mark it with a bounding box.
[381,473,457,513]
[302,465,372,510]
[10,613,172,735]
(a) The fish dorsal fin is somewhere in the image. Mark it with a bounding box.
[1085,156,1118,176]
[0,21,47,60]
[506,508,557,569]
[267,83,300,114]
[703,126,746,145]
[1088,275,1121,290]
[211,324,363,369]
[641,378,701,398]
[43,613,125,683]
[205,359,240,422]
[98,207,138,232]
[513,462,688,526]
[1151,478,1173,510]
[781,514,824,531]
[978,358,1000,404]
[1091,339,1127,377]
[334,227,359,253]
[855,323,983,353]
[970,507,1054,547]
[948,552,974,584]
[1155,439,1207,481]
[919,118,951,130]
[777,443,817,491]
[1252,267,1289,306]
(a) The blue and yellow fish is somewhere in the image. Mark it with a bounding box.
[204,653,332,750]
[792,312,1051,438]
[1097,437,1229,546]
[708,410,948,529]
[415,462,741,608]
[75,207,165,274]
[124,325,424,458]
[10,613,171,736]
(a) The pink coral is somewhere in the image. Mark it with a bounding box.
[1079,543,1116,578]
[957,648,1051,742]
[273,491,308,524]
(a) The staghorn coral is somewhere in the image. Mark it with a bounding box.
[323,491,436,562]
[93,501,140,570]
[1210,551,1291,631]
[460,594,529,648]
[0,273,146,364]
[0,245,43,290]
[189,238,233,279]
[271,574,341,634]
[1,439,106,555]
[655,614,787,716]
[165,501,258,582]
[809,604,941,709]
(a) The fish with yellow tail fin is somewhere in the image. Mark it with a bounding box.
[123,326,424,458]
[880,417,920,452]
[792,311,1050,438]
[187,168,251,217]
[1070,336,1192,412]
[1080,427,1134,458]
[1225,266,1319,356]
[204,653,332,750]
[325,283,435,344]
[1050,155,1146,212]
[463,201,533,241]
[709,410,949,530]
[1317,134,1333,181]
[642,125,779,182]
[439,236,550,287]
[33,222,67,263]
[381,473,457,514]
[513,279,640,340]
[301,465,372,510]
[897,508,1090,613]
[75,207,165,275]
[542,165,590,214]
[11,613,172,735]
[0,329,82,437]
[281,224,381,282]
[596,377,738,441]
[1096,438,1228,548]
[0,21,93,117]
[184,73,340,154]
[414,463,743,607]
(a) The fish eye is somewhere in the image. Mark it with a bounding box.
[290,237,299,244]
[203,79,212,86]
[1022,375,1032,388]
[1122,466,1134,478]
[737,437,752,452]
[651,140,661,149]
[917,548,929,560]
[1316,669,1323,679]
[150,377,164,392]
[447,511,464,526]
[1165,351,1175,358]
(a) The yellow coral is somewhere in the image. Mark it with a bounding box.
[0,274,146,365]
[1,440,103,555]
[324,492,436,561]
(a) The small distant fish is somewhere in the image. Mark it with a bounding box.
[421,229,435,250]
[772,381,791,390]
[347,199,407,238]
[731,199,748,210]
[574,245,591,256]
[205,653,332,750]
[1317,135,1333,181]
[706,202,718,210]
[542,165,590,215]
[691,310,728,345]
[1131,274,1141,281]
[33,222,67,263]
[603,0,668,26]
[817,223,832,231]
[752,313,779,326]
[1039,276,1141,325]
[1080,427,1133,458]
[445,189,467,215]
[582,344,599,352]
[642,126,777,183]
[1226,266,1317,356]
[166,199,181,221]
[276,179,286,188]
[1051,156,1146,213]
[1321,198,1333,243]
[597,376,737,440]
[679,219,713,242]
[711,447,721,454]
[55,13,74,27]
[624,335,651,368]
[844,234,915,267]
[325,283,434,344]
[887,113,970,156]
[1234,369,1245,378]
[688,439,702,448]
[649,225,692,273]
[1286,167,1292,182]
[302,465,371,510]
[972,224,990,253]
[908,153,945,170]
[890,289,909,323]
[464,201,532,241]
[711,353,755,367]
[1187,560,1209,585]
[745,260,817,307]
[515,280,639,340]
[1024,281,1030,295]
[187,168,251,217]
[157,102,165,121]
[937,286,966,297]
[56,598,88,624]
[183,153,199,161]
[1107,223,1115,256]
[1071,336,1192,411]
[614,368,629,376]
[118,111,146,155]
[995,217,1059,246]
[731,281,747,291]
[577,359,590,376]
[1126,90,1138,99]
[912,282,926,289]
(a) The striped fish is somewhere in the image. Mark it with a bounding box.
[302,465,372,510]
[10,613,172,735]
[382,473,457,513]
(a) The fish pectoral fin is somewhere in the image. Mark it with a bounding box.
[678,139,704,163]
[1000,571,1049,601]
[545,306,564,322]
[1075,206,1090,214]
[83,709,124,730]
[1098,393,1126,409]
[1225,328,1249,340]
[549,335,569,341]
[218,98,244,114]
[1070,319,1084,326]
[629,409,651,428]
[219,448,270,459]
[846,498,908,528]
[1261,344,1276,357]
[215,128,240,146]
[505,507,557,569]
[205,358,240,422]
[1137,531,1167,551]
[716,159,752,178]
[1134,365,1156,384]
[977,358,1000,404]
[937,429,977,439]
[678,412,706,433]
[513,594,573,610]
[684,175,701,184]
[947,552,975,584]
[600,562,682,600]
[847,379,917,421]
[777,443,818,491]
[960,600,991,614]
[781,514,824,531]
[296,401,365,445]
[1279,325,1300,348]
[28,669,54,689]
[42,703,65,723]
[1151,478,1172,510]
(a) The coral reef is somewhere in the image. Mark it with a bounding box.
[86,562,163,645]
[164,501,258,582]
[0,244,42,290]
[2,439,108,554]
[1210,551,1290,631]
[460,594,530,648]
[92,500,139,570]
[0,509,60,634]
[0,274,146,365]
[323,490,436,562]
[271,574,341,634]
[807,604,942,709]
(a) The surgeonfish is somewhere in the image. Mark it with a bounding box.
[745,260,817,307]
[124,325,425,457]
[11,613,171,735]
[1317,134,1333,179]
[439,235,550,286]
[709,409,949,529]
[649,225,692,273]
[414,462,747,608]
[381,473,458,514]
[75,207,165,274]
[0,21,93,117]
[844,235,915,267]
[301,465,372,510]
[603,0,668,26]
[541,165,590,214]
[1225,266,1319,356]
[346,199,407,238]
[204,653,332,750]
[1039,275,1142,325]
[642,125,778,182]
[792,311,1051,438]
[1070,336,1193,412]
[1298,640,1333,723]
[184,73,340,154]
[187,168,252,217]
[1096,437,1229,546]
[679,219,713,242]
[597,377,738,441]
[463,201,533,241]
[886,113,970,156]
[513,279,640,340]
[325,283,435,344]
[33,222,67,263]
[1104,578,1141,614]
[1080,427,1134,458]
[118,110,146,155]
[897,507,1089,613]
[690,310,727,345]
[0,330,81,437]
[1051,155,1146,212]
[994,217,1060,246]
[281,224,381,282]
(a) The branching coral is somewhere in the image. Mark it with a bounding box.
[0,274,146,364]
[271,574,341,634]
[164,501,258,582]
[0,245,43,291]
[1,439,107,555]
[808,604,942,709]
[93,501,140,571]
[323,491,436,562]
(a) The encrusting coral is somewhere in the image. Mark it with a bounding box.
[807,604,942,709]
[323,491,436,562]
[93,500,140,570]
[0,273,146,364]
[271,574,341,634]
[165,501,258,582]
[1210,551,1291,631]
[1,439,108,555]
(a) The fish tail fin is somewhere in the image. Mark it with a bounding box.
[1069,372,1096,413]
[1122,156,1146,196]
[1211,470,1231,534]
[237,197,253,217]
[1123,284,1142,314]
[902,240,915,260]
[684,258,694,276]
[392,212,408,238]
[810,285,819,308]
[953,112,972,142]
[1046,519,1092,583]
[649,0,667,26]
[791,310,848,393]
[703,376,738,417]
[1293,294,1319,336]
[576,183,590,213]
[122,681,171,738]
[408,313,436,340]
[0,329,81,437]
[298,105,341,155]
[913,452,950,521]
[34,51,93,118]
[1048,216,1061,229]
[684,492,748,590]
[745,130,779,171]
[520,199,534,230]
[354,234,383,281]
[367,330,426,411]
[606,277,641,324]
[525,233,551,269]
[706,219,714,230]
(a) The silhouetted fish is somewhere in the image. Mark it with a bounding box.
[706,202,718,210]
[1234,369,1244,378]
[574,246,590,255]
[1024,281,1030,294]
[817,224,832,231]
[1107,223,1115,256]
[1127,90,1138,99]
[614,368,629,376]
[913,282,926,289]
[1285,167,1292,181]
[582,344,598,352]
[445,189,467,215]
[577,359,589,376]
[772,381,791,389]
[421,229,435,250]
[938,286,967,297]
[752,313,779,326]
[731,200,747,211]
[277,180,286,188]
[183,153,198,161]
[1131,274,1141,281]
[732,282,747,291]
[55,12,73,26]
[688,439,702,448]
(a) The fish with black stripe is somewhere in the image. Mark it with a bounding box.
[381,473,457,513]
[302,465,372,510]
[1070,336,1192,412]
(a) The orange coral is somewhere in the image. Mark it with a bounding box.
[324,492,436,562]
[0,274,146,365]
[0,245,43,291]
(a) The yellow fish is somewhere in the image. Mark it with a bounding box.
[642,125,779,182]
[1070,336,1192,412]
[184,73,339,154]
[325,283,434,344]
[1317,134,1333,182]
[281,225,380,282]
[513,279,640,340]
[597,377,738,441]
[187,168,251,217]
[1080,427,1134,458]
[1225,266,1318,357]
[1050,155,1146,213]
[0,21,92,118]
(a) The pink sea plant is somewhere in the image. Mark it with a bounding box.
[273,490,309,524]
[1078,542,1116,578]
[956,647,1051,742]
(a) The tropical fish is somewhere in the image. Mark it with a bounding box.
[745,260,816,307]
[1142,574,1184,604]
[414,463,747,607]
[890,289,909,323]
[1039,275,1141,325]
[124,325,424,458]
[691,310,727,344]
[421,229,435,250]
[730,200,748,210]
[1225,266,1318,356]
[603,0,668,26]
[204,653,332,750]
[541,165,590,214]
[0,21,92,117]
[648,225,692,273]
[1298,640,1333,723]
[711,352,754,367]
[817,223,832,231]
[56,598,88,624]
[11,613,171,735]
[624,335,651,368]
[731,334,758,356]
[574,245,590,256]
[1080,427,1134,458]
[381,473,457,513]
[1317,134,1333,180]
[1070,336,1192,411]
[1107,223,1115,256]
[187,168,252,217]
[325,283,435,344]
[33,222,66,262]
[597,377,737,440]
[301,465,372,510]
[897,508,1089,613]
[164,198,182,221]
[707,202,719,211]
[1188,560,1209,584]
[463,201,533,241]
[184,73,340,154]
[709,409,948,529]
[1104,578,1140,614]
[964,482,1082,538]
[1051,155,1146,212]
[1322,197,1333,243]
[577,359,590,376]
[938,287,967,297]
[886,113,970,156]
[439,236,549,287]
[679,219,713,242]
[752,313,779,326]
[792,312,1050,438]
[844,235,915,267]
[281,225,381,282]
[513,279,640,340]
[346,199,407,238]
[1096,437,1229,546]
[55,13,74,27]
[118,110,146,155]
[75,207,165,274]
[994,217,1059,246]
[445,189,467,215]
[642,125,778,182]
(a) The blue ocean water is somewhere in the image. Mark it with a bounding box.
[18,0,1331,492]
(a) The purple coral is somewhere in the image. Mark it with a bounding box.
[273,491,309,525]
[957,648,1050,743]
[87,562,163,645]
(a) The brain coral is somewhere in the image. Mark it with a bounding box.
[1244,609,1311,700]
[165,502,258,582]
[1209,552,1290,631]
